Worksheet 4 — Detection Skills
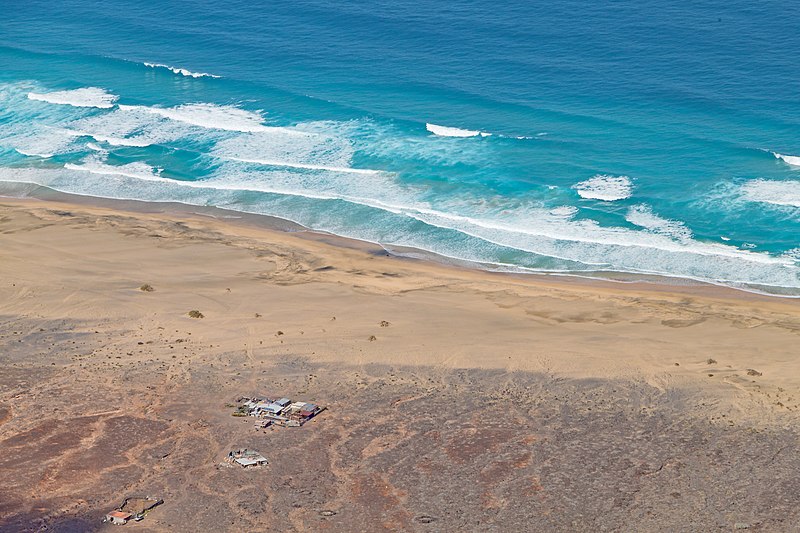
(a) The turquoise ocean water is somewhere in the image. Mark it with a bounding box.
[1,0,799,294]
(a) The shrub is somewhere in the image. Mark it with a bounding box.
[188,310,204,319]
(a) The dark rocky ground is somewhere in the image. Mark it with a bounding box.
[1,315,799,532]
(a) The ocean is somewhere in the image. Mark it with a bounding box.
[1,0,799,295]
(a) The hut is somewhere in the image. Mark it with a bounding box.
[105,510,132,525]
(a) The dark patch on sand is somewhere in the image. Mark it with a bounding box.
[1,319,799,531]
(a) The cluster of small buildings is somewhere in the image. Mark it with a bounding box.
[234,396,323,427]
[100,395,325,525]
[103,496,163,525]
[226,448,268,468]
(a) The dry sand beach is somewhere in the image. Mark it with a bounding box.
[2,195,800,532]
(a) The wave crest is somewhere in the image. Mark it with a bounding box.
[773,152,800,167]
[117,103,283,133]
[573,175,632,201]
[143,62,221,79]
[426,123,490,138]
[741,179,800,208]
[27,87,118,108]
[626,205,692,242]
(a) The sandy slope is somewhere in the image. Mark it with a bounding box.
[1,196,799,531]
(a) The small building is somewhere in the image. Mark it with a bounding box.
[228,449,268,468]
[263,403,285,415]
[233,395,324,427]
[235,456,268,468]
[288,401,306,413]
[299,404,320,418]
[105,510,132,525]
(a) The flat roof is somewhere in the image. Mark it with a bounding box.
[235,457,267,466]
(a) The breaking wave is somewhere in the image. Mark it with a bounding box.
[143,62,221,78]
[573,175,632,201]
[64,129,153,147]
[212,130,381,175]
[626,205,693,242]
[741,179,800,208]
[2,80,799,294]
[2,163,797,292]
[27,87,118,108]
[426,123,490,138]
[117,103,286,133]
[773,152,800,168]
[65,156,163,181]
[7,127,82,158]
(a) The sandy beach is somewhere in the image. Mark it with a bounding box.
[2,195,800,532]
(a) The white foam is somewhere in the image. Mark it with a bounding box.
[573,175,632,201]
[625,205,692,242]
[143,62,221,79]
[5,81,800,292]
[213,130,381,175]
[225,157,381,175]
[782,248,800,261]
[6,127,79,158]
[27,87,118,109]
[67,102,283,149]
[2,164,798,290]
[740,179,800,208]
[64,129,153,147]
[548,205,578,219]
[14,148,52,158]
[65,157,163,181]
[180,172,792,281]
[67,106,193,148]
[773,152,800,167]
[85,142,105,152]
[117,103,286,133]
[426,123,490,138]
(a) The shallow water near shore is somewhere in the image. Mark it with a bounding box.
[1,0,799,294]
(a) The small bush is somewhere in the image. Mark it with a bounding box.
[188,310,204,319]
[706,358,717,365]
[139,284,154,292]
[379,320,390,327]
[368,335,377,342]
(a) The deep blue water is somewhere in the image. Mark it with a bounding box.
[1,0,799,293]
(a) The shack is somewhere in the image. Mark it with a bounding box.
[234,395,325,427]
[105,510,132,525]
[228,449,268,468]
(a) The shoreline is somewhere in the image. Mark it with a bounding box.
[2,188,799,378]
[1,182,795,304]
[3,186,800,530]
